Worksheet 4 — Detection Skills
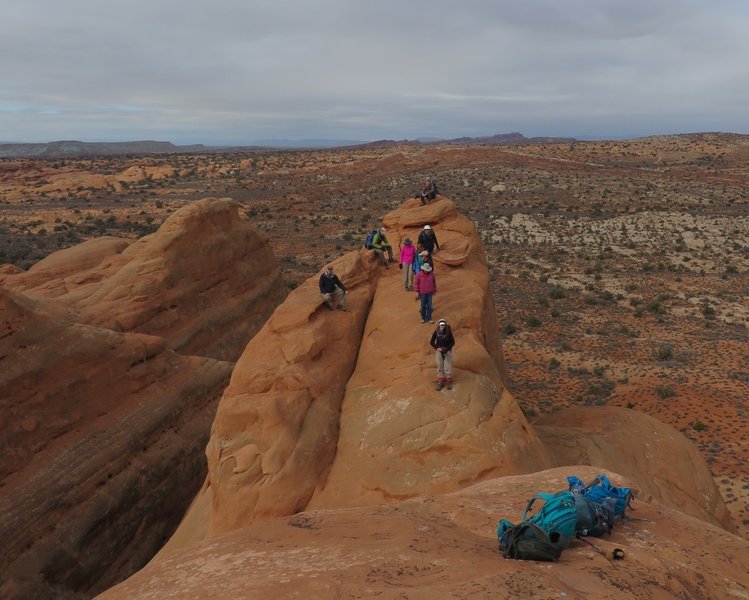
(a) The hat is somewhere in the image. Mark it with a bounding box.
[438,319,447,326]
[421,263,432,272]
[420,250,429,256]
[404,237,412,245]
[423,225,431,230]
[380,227,387,233]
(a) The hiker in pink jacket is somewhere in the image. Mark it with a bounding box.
[399,237,417,291]
[413,263,436,323]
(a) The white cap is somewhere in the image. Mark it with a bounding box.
[424,225,431,230]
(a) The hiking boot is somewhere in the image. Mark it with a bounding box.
[420,319,425,324]
[445,378,453,390]
[436,380,445,391]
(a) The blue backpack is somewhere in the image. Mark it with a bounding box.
[567,474,634,518]
[364,229,377,250]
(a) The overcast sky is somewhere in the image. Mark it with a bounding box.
[2,0,748,145]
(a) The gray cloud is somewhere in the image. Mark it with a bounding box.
[1,0,748,143]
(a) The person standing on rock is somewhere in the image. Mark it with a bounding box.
[319,265,347,311]
[413,262,436,324]
[418,225,440,254]
[399,237,417,291]
[430,318,455,390]
[372,227,395,268]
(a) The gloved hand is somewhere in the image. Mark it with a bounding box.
[399,264,402,270]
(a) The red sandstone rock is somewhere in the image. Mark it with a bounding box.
[0,288,234,599]
[535,406,735,532]
[2,198,286,361]
[167,197,550,548]
[98,466,749,600]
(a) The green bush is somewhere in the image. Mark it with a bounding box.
[655,384,676,399]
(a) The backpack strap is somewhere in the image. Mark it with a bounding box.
[522,493,554,522]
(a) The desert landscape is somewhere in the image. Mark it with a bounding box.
[1,133,748,598]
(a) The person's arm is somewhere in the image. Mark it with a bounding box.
[319,274,326,294]
[430,330,438,349]
[336,275,347,292]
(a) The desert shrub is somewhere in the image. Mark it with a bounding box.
[549,286,566,299]
[501,323,518,336]
[692,421,707,431]
[525,315,541,328]
[549,357,560,370]
[655,384,676,399]
[656,344,673,361]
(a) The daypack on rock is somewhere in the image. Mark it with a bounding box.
[567,474,634,518]
[498,522,564,562]
[364,229,378,250]
[496,491,577,561]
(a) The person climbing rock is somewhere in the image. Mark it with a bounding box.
[413,262,436,324]
[399,237,417,291]
[418,225,440,253]
[319,265,347,310]
[430,318,455,390]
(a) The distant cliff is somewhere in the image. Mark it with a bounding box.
[0,140,211,158]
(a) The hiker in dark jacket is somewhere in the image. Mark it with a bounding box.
[418,225,440,253]
[319,265,347,310]
[430,318,455,390]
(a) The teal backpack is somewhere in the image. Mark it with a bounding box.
[497,491,578,561]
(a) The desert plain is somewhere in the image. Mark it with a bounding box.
[1,132,748,596]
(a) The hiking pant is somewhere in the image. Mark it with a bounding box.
[402,264,414,290]
[322,288,346,309]
[374,245,393,265]
[419,293,433,322]
[436,349,453,380]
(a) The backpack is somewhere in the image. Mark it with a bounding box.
[573,493,617,537]
[522,491,578,543]
[364,229,377,250]
[567,474,634,519]
[498,521,565,562]
[496,491,577,561]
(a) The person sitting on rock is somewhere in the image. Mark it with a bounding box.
[418,224,440,254]
[372,227,395,268]
[413,262,436,324]
[319,265,347,311]
[399,237,417,291]
[416,179,439,204]
[430,318,455,390]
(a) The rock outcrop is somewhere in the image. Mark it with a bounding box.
[0,199,288,599]
[166,197,551,547]
[535,406,735,532]
[1,198,286,362]
[98,466,749,600]
[0,288,234,599]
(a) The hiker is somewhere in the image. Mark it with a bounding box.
[372,227,395,267]
[418,225,440,253]
[413,262,436,324]
[416,179,438,204]
[419,249,433,269]
[399,237,417,291]
[319,265,347,311]
[430,319,455,390]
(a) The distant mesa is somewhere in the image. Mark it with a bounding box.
[0,132,577,158]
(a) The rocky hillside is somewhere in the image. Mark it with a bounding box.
[0,199,286,599]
